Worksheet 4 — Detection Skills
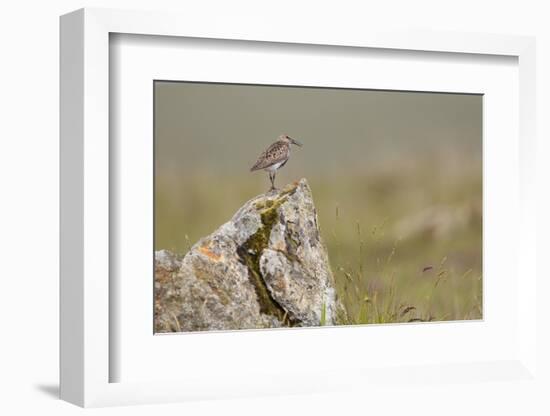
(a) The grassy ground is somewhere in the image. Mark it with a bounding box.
[155,161,482,325]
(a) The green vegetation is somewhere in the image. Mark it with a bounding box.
[155,161,482,324]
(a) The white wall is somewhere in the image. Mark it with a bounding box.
[1,1,548,415]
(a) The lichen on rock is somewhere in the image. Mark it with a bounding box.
[155,178,345,333]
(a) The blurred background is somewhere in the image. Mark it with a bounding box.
[154,81,482,324]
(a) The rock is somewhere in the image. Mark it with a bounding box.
[154,178,345,332]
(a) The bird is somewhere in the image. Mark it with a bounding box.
[250,134,302,191]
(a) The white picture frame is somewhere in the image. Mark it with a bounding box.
[60,7,537,408]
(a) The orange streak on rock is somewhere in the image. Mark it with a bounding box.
[199,245,222,261]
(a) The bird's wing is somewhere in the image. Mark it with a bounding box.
[250,141,289,171]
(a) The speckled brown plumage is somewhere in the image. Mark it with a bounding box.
[250,140,290,171]
[250,134,302,191]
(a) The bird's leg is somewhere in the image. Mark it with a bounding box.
[268,171,275,192]
[272,170,278,190]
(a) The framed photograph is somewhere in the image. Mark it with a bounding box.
[60,8,537,407]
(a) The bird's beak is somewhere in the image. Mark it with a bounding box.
[290,137,302,147]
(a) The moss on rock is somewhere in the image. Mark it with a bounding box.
[238,194,293,324]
